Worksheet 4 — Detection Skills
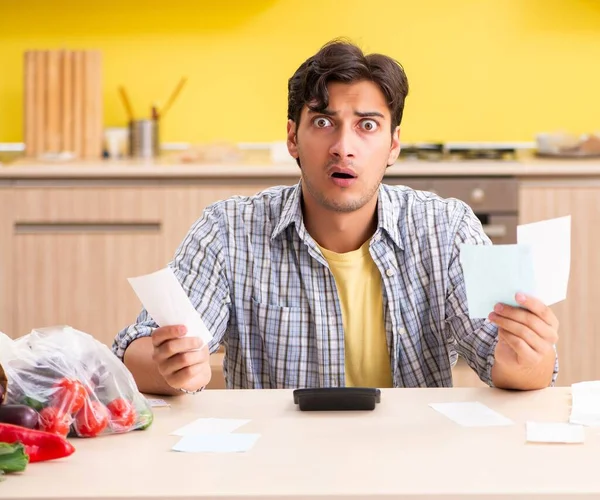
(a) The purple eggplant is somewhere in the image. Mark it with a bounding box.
[0,404,40,429]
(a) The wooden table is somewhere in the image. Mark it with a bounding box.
[3,387,599,499]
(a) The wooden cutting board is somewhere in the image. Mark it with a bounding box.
[23,49,103,159]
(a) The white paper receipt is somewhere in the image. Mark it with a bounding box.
[517,215,571,306]
[127,267,213,344]
[172,433,260,453]
[146,398,170,408]
[569,380,600,426]
[526,422,584,444]
[429,402,514,427]
[171,418,251,437]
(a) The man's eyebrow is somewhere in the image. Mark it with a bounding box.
[307,109,385,119]
[355,110,385,119]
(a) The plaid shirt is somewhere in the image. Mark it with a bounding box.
[113,181,558,389]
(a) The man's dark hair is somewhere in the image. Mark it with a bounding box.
[287,38,409,133]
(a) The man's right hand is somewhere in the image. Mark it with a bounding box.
[151,326,211,392]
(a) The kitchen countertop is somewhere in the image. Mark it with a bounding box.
[1,154,600,179]
[2,387,598,500]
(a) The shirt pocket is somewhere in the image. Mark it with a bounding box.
[252,301,310,388]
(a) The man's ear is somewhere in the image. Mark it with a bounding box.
[287,119,299,159]
[387,126,401,166]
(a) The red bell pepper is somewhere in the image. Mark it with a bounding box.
[52,378,88,415]
[39,406,71,437]
[107,398,136,432]
[0,422,75,463]
[74,400,109,437]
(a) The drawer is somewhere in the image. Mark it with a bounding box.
[480,214,518,244]
[430,178,518,213]
[14,187,165,222]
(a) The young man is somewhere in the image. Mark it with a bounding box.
[113,40,559,396]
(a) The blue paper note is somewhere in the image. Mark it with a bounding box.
[459,244,536,319]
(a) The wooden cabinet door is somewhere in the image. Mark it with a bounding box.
[11,186,166,346]
[160,179,293,256]
[10,179,294,350]
[0,187,14,337]
[519,181,600,386]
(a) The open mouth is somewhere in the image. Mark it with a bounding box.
[331,172,356,179]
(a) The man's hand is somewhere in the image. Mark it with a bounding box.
[489,292,559,390]
[151,326,211,392]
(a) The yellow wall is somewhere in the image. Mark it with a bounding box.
[1,0,599,145]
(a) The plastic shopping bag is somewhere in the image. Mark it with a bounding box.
[0,325,153,438]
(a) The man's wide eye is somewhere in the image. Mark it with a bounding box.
[313,117,332,128]
[360,119,379,131]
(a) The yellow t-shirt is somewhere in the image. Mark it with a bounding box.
[318,241,393,388]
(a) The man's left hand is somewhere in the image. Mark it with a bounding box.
[489,292,559,389]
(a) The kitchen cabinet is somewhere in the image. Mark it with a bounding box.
[445,179,600,388]
[0,188,14,340]
[10,186,164,345]
[1,165,599,389]
[0,180,287,347]
[519,179,600,386]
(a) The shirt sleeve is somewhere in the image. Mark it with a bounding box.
[112,204,231,361]
[443,201,498,386]
[443,200,558,387]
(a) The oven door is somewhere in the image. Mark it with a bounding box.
[477,214,517,244]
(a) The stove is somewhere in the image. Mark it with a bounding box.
[398,142,533,162]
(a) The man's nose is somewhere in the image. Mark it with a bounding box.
[328,126,356,160]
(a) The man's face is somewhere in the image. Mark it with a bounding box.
[287,80,401,213]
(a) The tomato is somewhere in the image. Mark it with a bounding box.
[52,378,88,415]
[107,398,137,432]
[74,400,109,437]
[39,406,71,437]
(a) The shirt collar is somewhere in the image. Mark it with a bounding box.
[271,181,405,251]
[271,181,304,241]
[376,184,404,250]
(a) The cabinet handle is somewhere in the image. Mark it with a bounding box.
[481,224,507,238]
[15,222,161,234]
[470,188,485,203]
